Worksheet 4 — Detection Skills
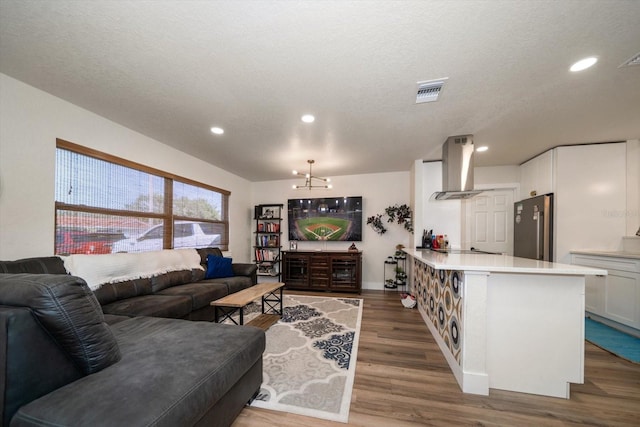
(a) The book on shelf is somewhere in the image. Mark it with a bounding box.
[257,235,279,247]
[257,222,279,233]
[255,248,280,262]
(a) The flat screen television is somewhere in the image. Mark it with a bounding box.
[288,196,362,241]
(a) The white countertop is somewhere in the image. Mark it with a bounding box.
[405,249,607,275]
[571,250,640,260]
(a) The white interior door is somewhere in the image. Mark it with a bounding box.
[468,189,514,255]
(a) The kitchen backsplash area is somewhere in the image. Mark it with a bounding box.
[623,236,640,253]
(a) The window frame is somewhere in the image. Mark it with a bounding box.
[55,139,230,252]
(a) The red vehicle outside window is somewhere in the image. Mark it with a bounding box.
[55,231,125,255]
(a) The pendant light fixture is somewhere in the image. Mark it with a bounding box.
[292,160,332,190]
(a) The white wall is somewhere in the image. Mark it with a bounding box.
[413,161,463,250]
[413,163,519,251]
[252,171,411,290]
[0,74,253,260]
[411,160,421,249]
[474,165,520,187]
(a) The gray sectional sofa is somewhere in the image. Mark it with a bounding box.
[0,247,258,322]
[0,248,265,427]
[94,247,258,321]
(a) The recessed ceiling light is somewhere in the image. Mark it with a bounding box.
[476,146,489,152]
[570,57,598,72]
[210,127,224,135]
[301,114,315,123]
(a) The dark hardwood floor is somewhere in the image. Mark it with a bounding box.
[232,289,640,426]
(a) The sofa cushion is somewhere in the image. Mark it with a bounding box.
[156,282,229,310]
[101,294,193,319]
[192,267,206,282]
[224,276,255,294]
[232,262,258,278]
[0,257,67,274]
[205,255,234,279]
[0,274,120,375]
[202,276,254,294]
[103,314,131,325]
[197,247,224,264]
[11,316,266,427]
[93,277,153,306]
[150,270,193,293]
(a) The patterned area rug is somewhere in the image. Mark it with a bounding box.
[250,294,363,423]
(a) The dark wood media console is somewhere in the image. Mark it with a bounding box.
[282,250,362,293]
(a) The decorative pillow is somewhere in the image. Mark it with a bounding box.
[205,255,234,279]
[0,274,121,375]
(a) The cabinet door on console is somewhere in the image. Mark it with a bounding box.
[330,253,362,292]
[309,254,330,289]
[284,252,310,288]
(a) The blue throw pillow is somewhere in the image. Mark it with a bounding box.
[205,255,234,279]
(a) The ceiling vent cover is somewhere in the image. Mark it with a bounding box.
[619,52,640,68]
[416,78,448,103]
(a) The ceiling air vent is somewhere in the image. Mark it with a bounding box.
[619,52,640,68]
[415,78,448,104]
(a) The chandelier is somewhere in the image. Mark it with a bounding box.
[292,160,332,190]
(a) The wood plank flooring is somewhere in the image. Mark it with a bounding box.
[232,289,640,427]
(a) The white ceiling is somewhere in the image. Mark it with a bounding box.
[1,0,639,182]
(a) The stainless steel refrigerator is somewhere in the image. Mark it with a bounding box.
[513,194,553,261]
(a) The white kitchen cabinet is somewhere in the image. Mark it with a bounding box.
[571,252,640,331]
[519,149,554,200]
[554,143,627,263]
[583,274,605,315]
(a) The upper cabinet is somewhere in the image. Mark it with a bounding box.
[519,149,554,200]
[518,142,628,263]
[555,143,627,262]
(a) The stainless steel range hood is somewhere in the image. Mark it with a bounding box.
[431,135,484,200]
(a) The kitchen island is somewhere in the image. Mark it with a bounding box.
[404,249,606,398]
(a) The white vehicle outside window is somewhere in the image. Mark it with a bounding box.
[111,221,220,253]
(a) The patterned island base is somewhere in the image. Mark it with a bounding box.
[413,261,463,365]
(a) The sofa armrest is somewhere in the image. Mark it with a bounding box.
[231,263,258,285]
[1,306,84,426]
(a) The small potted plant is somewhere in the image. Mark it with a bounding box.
[395,266,407,285]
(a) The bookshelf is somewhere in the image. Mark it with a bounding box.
[253,204,283,281]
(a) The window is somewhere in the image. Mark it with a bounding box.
[55,139,230,254]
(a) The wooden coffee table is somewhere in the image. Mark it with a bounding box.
[210,282,285,330]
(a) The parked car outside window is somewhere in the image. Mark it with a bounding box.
[111,221,221,253]
[56,231,125,255]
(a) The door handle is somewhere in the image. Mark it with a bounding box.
[536,212,542,260]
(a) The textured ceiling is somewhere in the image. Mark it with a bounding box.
[1,0,639,181]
